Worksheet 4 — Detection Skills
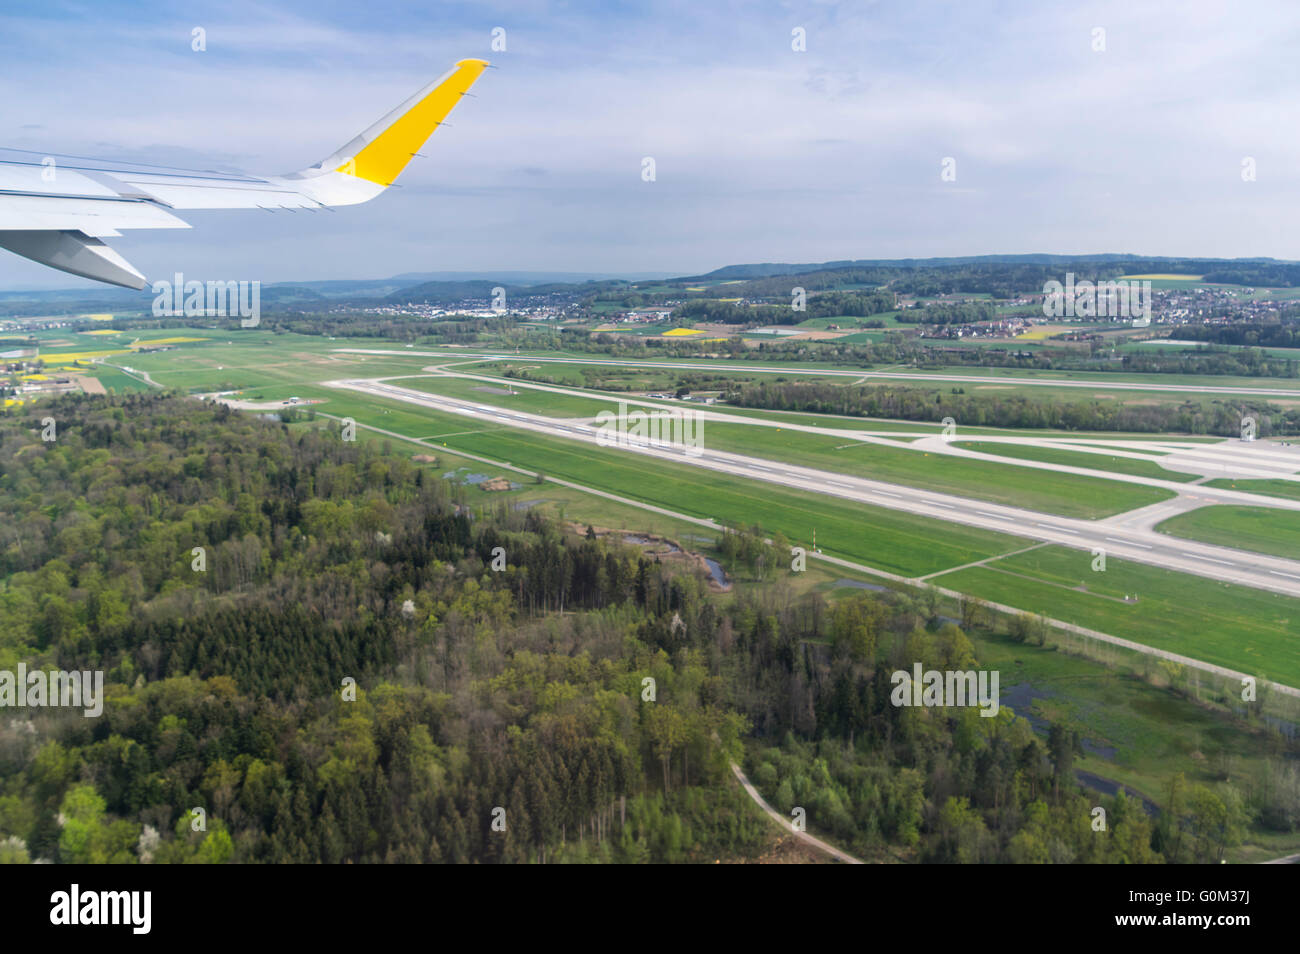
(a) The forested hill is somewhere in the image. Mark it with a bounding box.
[0,394,1213,863]
[0,393,764,862]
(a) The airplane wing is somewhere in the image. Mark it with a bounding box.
[0,58,490,289]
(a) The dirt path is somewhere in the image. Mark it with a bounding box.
[728,760,864,864]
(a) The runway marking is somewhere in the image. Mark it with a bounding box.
[1106,536,1152,549]
[1270,570,1300,580]
[976,511,1002,518]
[1195,556,1236,567]
[1038,523,1078,534]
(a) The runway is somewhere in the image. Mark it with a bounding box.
[336,348,1300,397]
[325,377,1300,601]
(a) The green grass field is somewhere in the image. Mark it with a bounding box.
[286,386,1034,577]
[374,376,1179,519]
[386,374,619,417]
[1157,505,1300,560]
[1205,478,1300,502]
[694,423,1176,518]
[954,441,1199,483]
[932,546,1300,687]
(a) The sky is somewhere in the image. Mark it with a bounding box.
[2,0,1299,289]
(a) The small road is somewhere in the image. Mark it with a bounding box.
[728,760,864,864]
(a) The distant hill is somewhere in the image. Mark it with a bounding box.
[388,270,679,285]
[681,254,1300,282]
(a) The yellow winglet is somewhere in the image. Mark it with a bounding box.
[338,58,490,186]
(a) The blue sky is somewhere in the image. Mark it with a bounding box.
[2,0,1299,289]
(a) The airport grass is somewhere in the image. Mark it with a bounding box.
[932,546,1300,687]
[1205,478,1300,502]
[1156,505,1300,561]
[296,388,1033,577]
[435,432,1033,577]
[954,441,1199,482]
[234,374,1300,698]
[695,423,1176,518]
[387,374,616,417]
[377,377,1178,518]
[365,367,1238,451]
[123,340,435,393]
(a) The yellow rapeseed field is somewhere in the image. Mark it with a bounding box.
[38,349,127,363]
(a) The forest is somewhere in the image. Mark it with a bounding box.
[1174,321,1300,350]
[0,394,1291,863]
[670,289,895,326]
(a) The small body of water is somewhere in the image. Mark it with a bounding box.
[1075,771,1160,816]
[833,579,889,593]
[703,558,728,587]
[443,470,492,484]
[622,535,680,553]
[1001,683,1117,759]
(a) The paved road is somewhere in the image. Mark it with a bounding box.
[326,378,1300,603]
